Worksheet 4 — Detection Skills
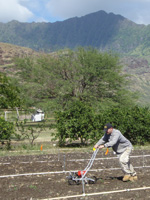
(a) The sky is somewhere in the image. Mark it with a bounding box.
[0,0,150,25]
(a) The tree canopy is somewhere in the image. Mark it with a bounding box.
[14,47,136,111]
[0,72,22,109]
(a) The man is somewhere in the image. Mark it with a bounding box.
[94,123,137,182]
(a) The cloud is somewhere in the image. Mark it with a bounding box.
[46,0,150,24]
[0,0,150,24]
[19,0,55,22]
[46,0,103,19]
[0,0,33,23]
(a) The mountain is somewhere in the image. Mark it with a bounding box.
[0,10,148,54]
[0,10,150,107]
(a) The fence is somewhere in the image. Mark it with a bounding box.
[0,108,32,122]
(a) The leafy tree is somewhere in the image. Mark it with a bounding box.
[14,47,136,111]
[51,48,135,109]
[0,72,22,109]
[0,72,23,149]
[123,106,150,145]
[14,55,58,107]
[54,101,95,146]
[0,117,15,149]
[53,102,150,146]
[93,106,150,145]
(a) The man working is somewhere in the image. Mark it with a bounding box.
[94,123,137,182]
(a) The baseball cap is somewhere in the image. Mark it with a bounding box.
[104,123,113,132]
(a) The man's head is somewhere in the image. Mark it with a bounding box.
[104,123,113,134]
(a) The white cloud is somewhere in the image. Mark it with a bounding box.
[0,0,33,23]
[46,0,103,19]
[0,0,150,24]
[46,0,150,24]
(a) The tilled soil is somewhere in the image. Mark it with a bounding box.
[0,149,150,200]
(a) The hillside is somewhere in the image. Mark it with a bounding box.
[122,56,150,106]
[0,42,150,107]
[0,42,40,72]
[0,10,147,54]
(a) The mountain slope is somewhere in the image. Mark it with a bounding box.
[0,10,147,53]
[0,42,150,107]
[0,42,40,72]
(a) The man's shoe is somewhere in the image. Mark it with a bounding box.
[132,175,138,181]
[128,175,138,182]
[123,174,131,182]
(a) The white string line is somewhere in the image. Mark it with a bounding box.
[0,171,65,178]
[0,154,150,165]
[40,186,150,200]
[0,165,150,178]
[0,159,63,165]
[7,148,88,153]
[68,154,150,162]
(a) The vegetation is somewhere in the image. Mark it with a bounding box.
[14,47,136,111]
[0,117,15,149]
[54,104,150,146]
[98,106,150,145]
[1,9,150,107]
[54,101,95,146]
[0,72,22,108]
[0,72,23,149]
[15,120,47,146]
[0,46,150,150]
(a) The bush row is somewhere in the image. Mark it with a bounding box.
[1,102,150,149]
[54,101,150,146]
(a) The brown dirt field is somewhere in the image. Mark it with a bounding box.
[0,149,150,200]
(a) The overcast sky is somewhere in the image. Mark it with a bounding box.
[0,0,150,25]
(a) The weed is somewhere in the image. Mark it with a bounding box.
[29,185,37,190]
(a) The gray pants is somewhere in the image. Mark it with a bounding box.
[118,147,136,176]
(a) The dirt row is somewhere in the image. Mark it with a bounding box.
[0,149,150,200]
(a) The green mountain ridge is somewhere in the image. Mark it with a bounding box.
[0,10,148,54]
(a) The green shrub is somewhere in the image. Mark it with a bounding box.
[97,106,150,145]
[0,117,15,149]
[54,104,150,146]
[54,101,95,146]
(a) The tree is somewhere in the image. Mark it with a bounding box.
[51,47,136,110]
[0,72,22,149]
[14,47,136,111]
[93,106,150,145]
[15,120,46,146]
[0,72,22,109]
[0,117,15,149]
[54,100,95,146]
